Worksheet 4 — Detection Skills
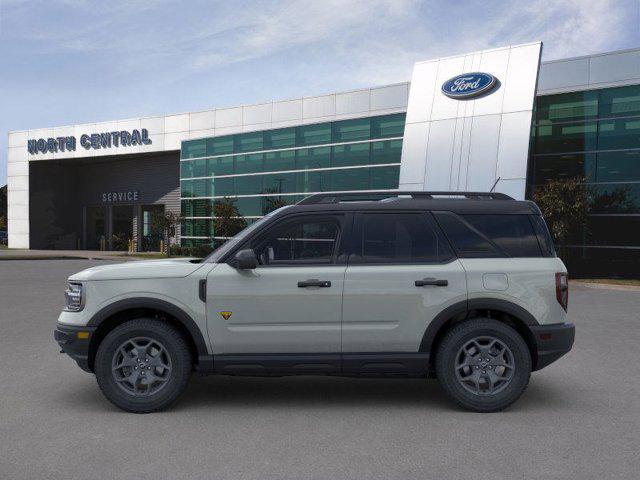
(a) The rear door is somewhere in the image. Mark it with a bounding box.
[341,212,467,359]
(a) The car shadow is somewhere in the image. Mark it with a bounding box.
[55,373,574,414]
[176,375,453,411]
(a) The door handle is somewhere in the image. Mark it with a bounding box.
[297,279,331,288]
[415,278,448,287]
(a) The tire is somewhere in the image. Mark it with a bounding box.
[94,318,192,413]
[436,318,531,412]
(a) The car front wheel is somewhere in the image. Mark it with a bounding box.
[94,318,192,413]
[436,318,531,412]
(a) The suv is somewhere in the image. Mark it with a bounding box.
[54,191,574,413]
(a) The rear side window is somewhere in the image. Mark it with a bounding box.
[462,214,542,257]
[530,215,557,257]
[433,212,502,258]
[353,213,453,264]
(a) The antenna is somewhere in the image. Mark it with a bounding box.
[490,177,501,193]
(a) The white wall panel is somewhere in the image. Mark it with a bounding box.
[406,65,438,124]
[116,119,141,132]
[472,49,509,117]
[8,189,28,205]
[538,58,589,92]
[398,122,430,186]
[303,95,336,118]
[7,161,28,177]
[164,132,183,151]
[8,131,28,147]
[215,107,243,128]
[189,111,215,131]
[589,50,640,85]
[336,90,370,115]
[464,114,502,192]
[494,178,526,200]
[370,84,408,111]
[496,110,533,179]
[423,119,457,188]
[243,103,272,125]
[140,116,165,134]
[401,42,541,199]
[164,114,190,133]
[8,233,29,249]
[272,99,303,122]
[502,43,542,112]
[8,146,27,163]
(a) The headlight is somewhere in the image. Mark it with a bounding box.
[64,282,84,312]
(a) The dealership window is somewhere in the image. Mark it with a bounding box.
[371,113,406,138]
[207,136,234,156]
[264,128,296,149]
[264,150,295,172]
[297,123,332,147]
[235,153,264,175]
[332,118,370,142]
[234,132,263,153]
[296,146,331,170]
[332,143,370,167]
[182,139,206,159]
[180,114,406,246]
[528,85,640,277]
[371,139,402,164]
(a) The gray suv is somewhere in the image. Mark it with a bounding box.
[54,191,574,413]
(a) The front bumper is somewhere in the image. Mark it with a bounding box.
[54,324,97,373]
[530,322,575,371]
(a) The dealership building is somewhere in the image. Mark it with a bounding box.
[6,42,640,276]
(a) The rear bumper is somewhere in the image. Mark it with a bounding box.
[54,324,96,373]
[530,322,575,371]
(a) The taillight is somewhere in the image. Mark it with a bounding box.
[555,272,568,311]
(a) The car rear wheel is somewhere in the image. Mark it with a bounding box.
[436,318,531,412]
[94,318,192,413]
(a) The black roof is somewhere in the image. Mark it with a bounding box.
[279,191,541,216]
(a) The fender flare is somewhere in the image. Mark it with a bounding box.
[419,298,539,353]
[87,297,209,356]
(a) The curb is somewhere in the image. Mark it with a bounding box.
[571,280,640,292]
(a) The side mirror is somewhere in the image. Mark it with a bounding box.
[233,249,258,270]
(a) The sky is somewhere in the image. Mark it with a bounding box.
[1,0,639,186]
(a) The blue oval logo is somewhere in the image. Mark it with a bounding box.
[441,72,497,99]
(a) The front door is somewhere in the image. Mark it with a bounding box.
[341,212,467,357]
[206,213,348,358]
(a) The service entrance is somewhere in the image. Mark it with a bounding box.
[112,205,134,251]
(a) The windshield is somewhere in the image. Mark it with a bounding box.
[203,206,291,263]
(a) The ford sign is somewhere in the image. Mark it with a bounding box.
[441,72,497,99]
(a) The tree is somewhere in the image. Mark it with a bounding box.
[262,187,288,215]
[533,177,589,259]
[151,210,183,256]
[213,197,247,245]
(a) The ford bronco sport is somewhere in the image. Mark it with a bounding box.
[54,191,575,413]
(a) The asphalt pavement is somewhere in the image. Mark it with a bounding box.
[1,259,639,479]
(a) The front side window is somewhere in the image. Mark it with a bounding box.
[354,213,453,264]
[251,216,341,265]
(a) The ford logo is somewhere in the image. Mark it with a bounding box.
[441,72,497,99]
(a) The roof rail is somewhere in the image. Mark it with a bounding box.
[297,190,513,205]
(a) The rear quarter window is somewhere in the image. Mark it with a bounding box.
[461,214,542,257]
[434,212,546,258]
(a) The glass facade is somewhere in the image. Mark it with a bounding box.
[528,84,640,277]
[180,113,405,246]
